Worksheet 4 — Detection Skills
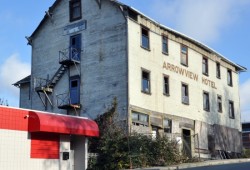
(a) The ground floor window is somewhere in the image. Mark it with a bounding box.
[132,111,149,126]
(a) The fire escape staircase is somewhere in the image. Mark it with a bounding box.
[34,47,81,110]
[35,65,68,108]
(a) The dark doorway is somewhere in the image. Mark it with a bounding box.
[182,129,192,158]
[70,76,80,105]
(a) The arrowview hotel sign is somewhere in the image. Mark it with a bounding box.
[163,61,217,89]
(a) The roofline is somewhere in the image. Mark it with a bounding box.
[30,0,60,38]
[29,0,246,72]
[112,1,246,72]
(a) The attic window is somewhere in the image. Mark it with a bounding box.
[70,0,82,22]
[128,9,138,21]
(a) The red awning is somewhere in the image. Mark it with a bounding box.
[27,111,99,137]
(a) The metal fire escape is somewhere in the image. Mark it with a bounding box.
[34,47,81,111]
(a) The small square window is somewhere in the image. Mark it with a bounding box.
[217,95,222,113]
[162,35,168,54]
[163,75,169,96]
[181,45,188,66]
[142,70,150,94]
[203,91,210,111]
[141,27,150,49]
[70,0,82,22]
[227,69,233,86]
[202,57,209,76]
[181,83,189,104]
[229,101,235,119]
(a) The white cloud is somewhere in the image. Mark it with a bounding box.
[151,0,250,44]
[240,79,250,122]
[0,53,30,99]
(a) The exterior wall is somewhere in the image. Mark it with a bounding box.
[19,83,31,109]
[0,106,91,170]
[0,106,59,170]
[29,0,128,120]
[127,15,242,156]
[128,16,240,130]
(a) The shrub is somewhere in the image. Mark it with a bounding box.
[88,98,183,170]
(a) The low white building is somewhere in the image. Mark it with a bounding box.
[15,0,246,160]
[0,106,99,170]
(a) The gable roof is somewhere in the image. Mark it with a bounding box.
[29,0,246,72]
[13,75,31,87]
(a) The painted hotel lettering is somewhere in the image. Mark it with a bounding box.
[163,62,217,89]
[163,62,199,81]
[202,77,217,89]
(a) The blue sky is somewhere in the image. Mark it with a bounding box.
[0,0,249,121]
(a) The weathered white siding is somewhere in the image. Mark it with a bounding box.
[128,17,241,130]
[30,0,128,120]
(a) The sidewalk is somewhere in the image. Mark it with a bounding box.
[139,158,250,170]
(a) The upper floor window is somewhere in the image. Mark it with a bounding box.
[181,83,189,104]
[181,45,188,66]
[163,75,169,96]
[132,111,149,126]
[227,69,233,86]
[162,35,168,54]
[70,0,82,22]
[216,62,221,79]
[202,57,209,76]
[229,101,235,119]
[217,95,222,113]
[203,91,210,111]
[142,69,150,94]
[141,27,150,49]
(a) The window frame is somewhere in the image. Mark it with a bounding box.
[69,0,82,22]
[141,68,151,94]
[217,95,223,113]
[141,26,150,50]
[180,44,188,66]
[216,62,221,79]
[162,34,168,55]
[203,91,210,112]
[227,69,233,86]
[163,118,172,134]
[229,100,235,119]
[181,82,189,105]
[163,75,170,96]
[131,111,149,126]
[202,57,209,76]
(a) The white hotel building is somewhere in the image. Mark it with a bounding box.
[14,0,246,159]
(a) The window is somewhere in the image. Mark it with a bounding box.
[202,57,209,75]
[227,69,233,86]
[163,119,172,133]
[216,62,221,78]
[132,111,149,126]
[229,101,235,119]
[181,83,189,104]
[141,27,150,49]
[162,35,168,54]
[181,45,188,66]
[142,70,150,94]
[163,75,169,95]
[203,91,210,111]
[70,0,82,22]
[217,95,222,113]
